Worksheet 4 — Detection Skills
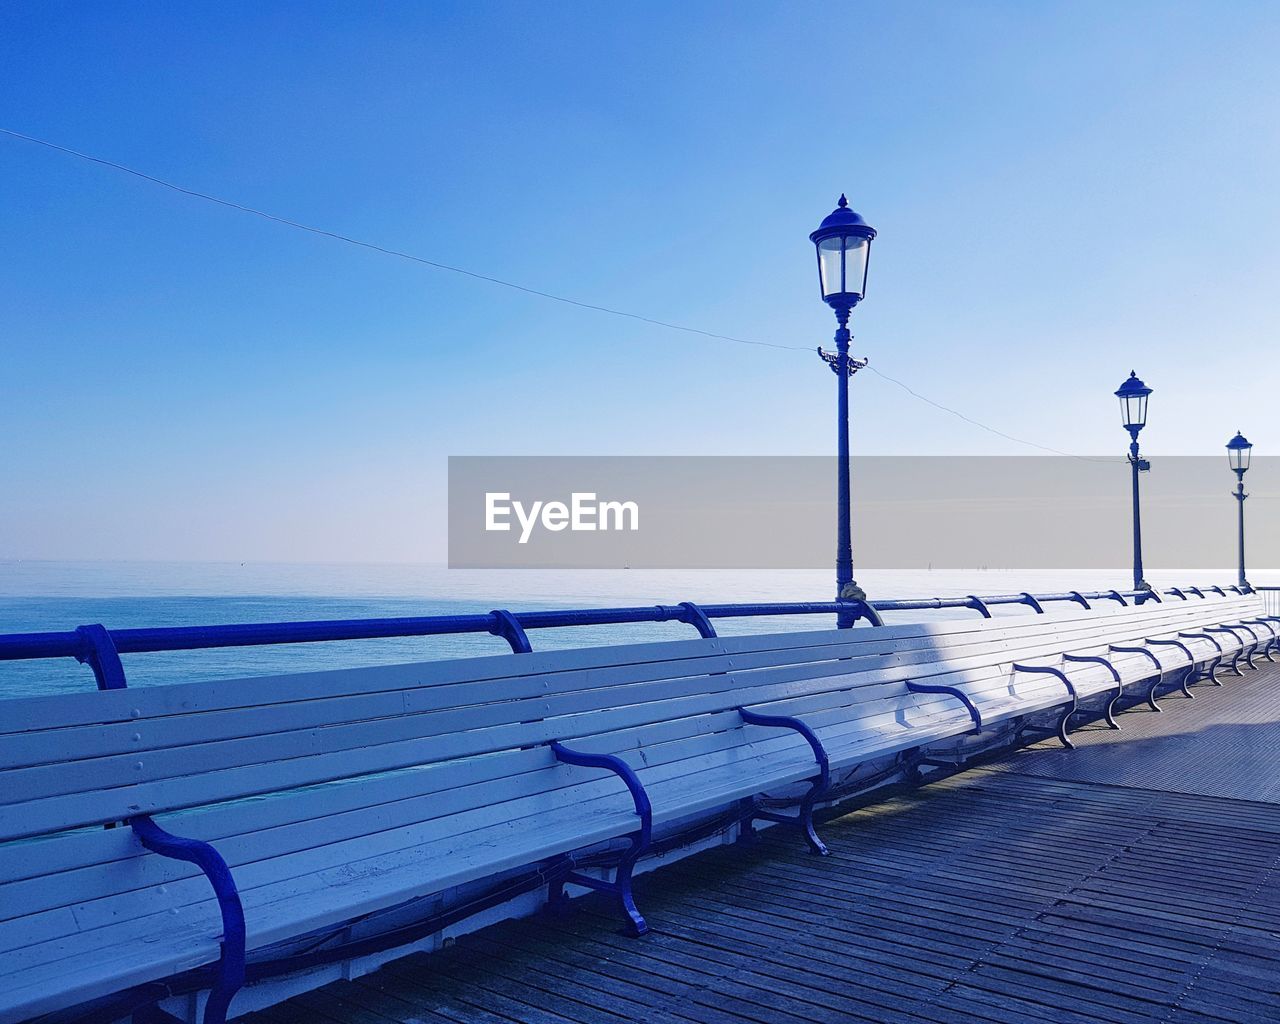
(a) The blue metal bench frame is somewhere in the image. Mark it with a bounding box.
[1109,643,1166,711]
[1145,637,1199,701]
[736,707,833,857]
[129,817,247,1024]
[1228,622,1263,668]
[904,679,983,731]
[1247,617,1280,660]
[547,742,653,936]
[1010,663,1078,748]
[1178,631,1225,685]
[1063,653,1124,729]
[1204,626,1250,674]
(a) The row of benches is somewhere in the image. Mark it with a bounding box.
[0,591,1275,1023]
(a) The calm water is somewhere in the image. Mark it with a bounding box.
[1,561,1269,698]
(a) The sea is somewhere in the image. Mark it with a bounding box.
[2,561,1273,698]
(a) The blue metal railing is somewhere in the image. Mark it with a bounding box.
[1257,586,1280,617]
[0,583,1253,691]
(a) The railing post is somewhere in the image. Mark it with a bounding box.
[488,610,532,653]
[74,624,127,690]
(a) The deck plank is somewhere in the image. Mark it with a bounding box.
[245,662,1280,1024]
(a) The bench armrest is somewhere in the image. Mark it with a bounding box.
[549,743,652,845]
[1063,653,1122,684]
[1010,663,1077,702]
[1109,644,1164,672]
[129,815,245,1024]
[904,680,982,730]
[1179,631,1223,652]
[738,708,830,788]
[1144,638,1195,662]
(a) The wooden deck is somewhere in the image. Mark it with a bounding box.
[248,665,1280,1024]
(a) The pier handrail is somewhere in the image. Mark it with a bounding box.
[1256,585,1280,618]
[0,584,1250,679]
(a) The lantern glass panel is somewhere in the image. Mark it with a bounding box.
[1229,443,1252,473]
[817,234,870,301]
[1119,392,1148,430]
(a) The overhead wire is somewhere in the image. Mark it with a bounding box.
[2,125,1121,461]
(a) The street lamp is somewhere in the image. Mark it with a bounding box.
[810,195,876,626]
[1227,431,1253,589]
[1115,371,1153,594]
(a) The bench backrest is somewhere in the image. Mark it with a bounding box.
[1,592,1261,844]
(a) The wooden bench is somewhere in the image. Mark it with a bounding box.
[0,591,1267,1024]
[891,591,1270,742]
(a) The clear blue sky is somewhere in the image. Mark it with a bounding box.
[2,1,1278,562]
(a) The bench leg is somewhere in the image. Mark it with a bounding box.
[1055,706,1076,749]
[1178,666,1196,699]
[735,797,759,845]
[614,863,647,937]
[1104,688,1123,730]
[1015,715,1074,750]
[1207,656,1224,685]
[1146,676,1164,713]
[1229,651,1245,676]
[896,750,928,786]
[737,708,832,857]
[547,742,652,937]
[549,850,649,936]
[742,789,829,857]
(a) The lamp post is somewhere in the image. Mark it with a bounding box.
[1115,371,1153,594]
[810,195,876,627]
[1227,431,1253,589]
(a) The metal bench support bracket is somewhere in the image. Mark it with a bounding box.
[1011,664,1078,748]
[1179,632,1225,685]
[1110,644,1166,711]
[548,742,653,936]
[1063,653,1124,729]
[1204,627,1247,675]
[905,680,983,732]
[129,816,246,1024]
[737,708,832,856]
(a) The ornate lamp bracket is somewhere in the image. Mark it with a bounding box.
[817,347,868,377]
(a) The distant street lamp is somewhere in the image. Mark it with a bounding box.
[1227,431,1253,588]
[810,195,876,627]
[1115,371,1153,594]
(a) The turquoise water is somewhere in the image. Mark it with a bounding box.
[1,561,1266,698]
